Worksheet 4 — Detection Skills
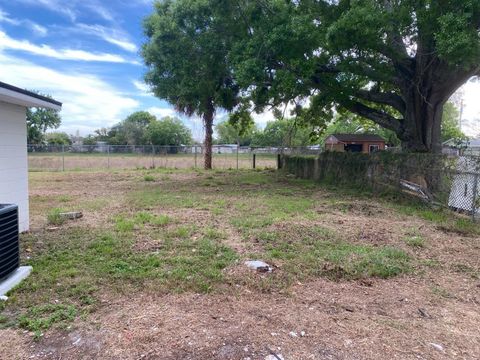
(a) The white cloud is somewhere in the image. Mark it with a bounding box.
[251,111,276,128]
[28,23,48,37]
[133,80,151,94]
[0,8,48,36]
[75,23,137,52]
[0,9,18,25]
[15,0,114,23]
[146,106,176,119]
[0,31,136,63]
[0,52,139,134]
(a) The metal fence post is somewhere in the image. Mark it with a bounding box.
[472,173,479,221]
[236,144,239,170]
[62,144,65,171]
[151,144,155,168]
[253,153,256,169]
[194,145,197,169]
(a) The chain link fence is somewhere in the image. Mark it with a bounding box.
[281,152,480,221]
[28,145,480,220]
[27,144,322,171]
[444,156,480,221]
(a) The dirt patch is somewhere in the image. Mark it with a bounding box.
[0,329,30,359]
[21,275,480,359]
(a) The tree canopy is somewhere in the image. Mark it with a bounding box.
[216,116,321,147]
[111,111,157,145]
[251,118,313,147]
[86,112,192,146]
[146,1,479,153]
[45,132,71,146]
[147,116,192,146]
[26,92,61,144]
[215,120,257,146]
[142,0,240,168]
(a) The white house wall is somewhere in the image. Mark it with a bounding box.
[0,101,29,232]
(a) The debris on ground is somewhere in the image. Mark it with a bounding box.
[418,308,431,318]
[429,343,444,352]
[245,260,273,273]
[265,353,284,360]
[59,211,83,220]
[399,179,431,202]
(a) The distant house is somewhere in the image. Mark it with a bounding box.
[464,139,480,156]
[324,134,385,154]
[212,144,237,154]
[443,138,480,156]
[0,82,62,231]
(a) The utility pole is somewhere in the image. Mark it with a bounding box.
[459,98,464,130]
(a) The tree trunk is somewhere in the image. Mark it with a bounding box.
[400,94,444,154]
[203,104,214,170]
[398,54,447,154]
[396,46,479,153]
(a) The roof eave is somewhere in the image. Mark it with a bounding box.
[0,82,62,110]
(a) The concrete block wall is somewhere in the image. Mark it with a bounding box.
[0,101,29,232]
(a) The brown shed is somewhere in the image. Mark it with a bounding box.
[324,134,385,154]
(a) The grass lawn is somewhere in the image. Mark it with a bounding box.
[1,169,479,359]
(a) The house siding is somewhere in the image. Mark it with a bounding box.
[0,101,29,232]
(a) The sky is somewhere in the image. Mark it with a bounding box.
[0,0,217,140]
[0,0,478,139]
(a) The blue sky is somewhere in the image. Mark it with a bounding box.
[0,0,240,139]
[0,0,478,138]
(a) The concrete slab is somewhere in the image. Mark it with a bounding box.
[0,266,32,298]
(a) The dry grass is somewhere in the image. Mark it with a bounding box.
[0,168,479,359]
[28,153,277,171]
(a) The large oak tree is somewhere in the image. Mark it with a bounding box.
[226,0,480,153]
[142,1,479,154]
